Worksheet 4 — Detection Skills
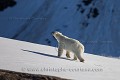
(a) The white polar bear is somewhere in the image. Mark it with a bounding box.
[52,31,85,62]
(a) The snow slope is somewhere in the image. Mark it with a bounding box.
[0,0,120,57]
[0,37,120,80]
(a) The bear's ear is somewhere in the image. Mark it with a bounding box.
[56,32,62,35]
[55,31,59,33]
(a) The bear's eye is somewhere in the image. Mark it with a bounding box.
[56,33,59,35]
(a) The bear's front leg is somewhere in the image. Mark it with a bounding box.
[58,48,63,57]
[58,47,63,57]
[66,51,70,58]
[58,42,64,57]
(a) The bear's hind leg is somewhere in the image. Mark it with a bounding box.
[75,52,84,62]
[66,51,70,58]
[73,54,77,60]
[78,55,84,62]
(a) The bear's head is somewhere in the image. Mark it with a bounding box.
[52,31,62,42]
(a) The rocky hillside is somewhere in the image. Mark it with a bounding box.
[0,69,67,80]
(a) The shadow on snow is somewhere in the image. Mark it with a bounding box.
[21,49,73,61]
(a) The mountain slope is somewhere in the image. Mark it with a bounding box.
[0,0,120,57]
[0,37,120,80]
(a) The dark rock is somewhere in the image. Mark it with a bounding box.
[0,0,16,11]
[76,4,82,11]
[82,0,93,6]
[92,8,99,18]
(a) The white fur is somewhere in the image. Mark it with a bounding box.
[52,31,85,62]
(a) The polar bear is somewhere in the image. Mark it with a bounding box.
[52,31,85,62]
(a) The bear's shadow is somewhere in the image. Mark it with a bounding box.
[21,49,73,61]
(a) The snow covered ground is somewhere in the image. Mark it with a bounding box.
[0,37,120,80]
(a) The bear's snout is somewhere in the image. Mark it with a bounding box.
[52,31,56,39]
[51,31,55,35]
